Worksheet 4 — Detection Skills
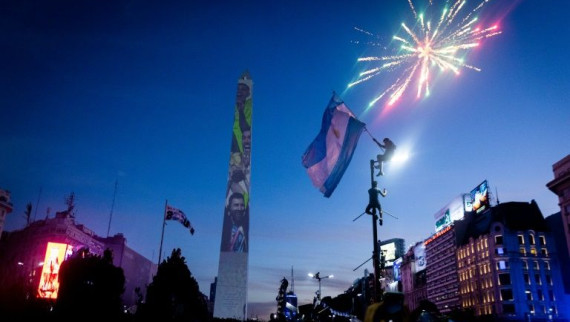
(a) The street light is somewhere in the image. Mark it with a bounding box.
[308,272,333,301]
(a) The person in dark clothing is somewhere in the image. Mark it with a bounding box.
[373,137,396,176]
[365,181,387,216]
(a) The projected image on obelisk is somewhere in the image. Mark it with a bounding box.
[214,71,252,319]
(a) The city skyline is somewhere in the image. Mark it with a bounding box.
[1,0,569,319]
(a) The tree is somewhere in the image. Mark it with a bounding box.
[56,248,125,318]
[138,248,209,321]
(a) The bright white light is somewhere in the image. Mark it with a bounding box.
[391,150,410,164]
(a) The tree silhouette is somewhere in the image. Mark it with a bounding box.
[139,248,209,321]
[56,248,125,318]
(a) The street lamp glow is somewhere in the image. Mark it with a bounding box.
[308,272,333,301]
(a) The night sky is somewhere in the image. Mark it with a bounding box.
[1,0,569,319]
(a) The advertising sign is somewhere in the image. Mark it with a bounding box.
[470,180,490,214]
[393,257,402,281]
[380,242,397,267]
[37,242,73,299]
[414,243,426,272]
[433,194,466,232]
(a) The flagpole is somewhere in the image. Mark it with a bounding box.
[158,199,167,265]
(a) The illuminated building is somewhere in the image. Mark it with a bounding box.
[401,242,428,311]
[425,224,460,314]
[547,154,570,261]
[0,208,156,309]
[454,200,568,320]
[0,188,13,238]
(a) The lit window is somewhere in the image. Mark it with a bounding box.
[520,247,526,256]
[498,260,508,270]
[497,247,504,255]
[530,248,537,256]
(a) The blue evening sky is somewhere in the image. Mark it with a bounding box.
[2,0,569,318]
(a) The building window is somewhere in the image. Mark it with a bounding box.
[539,236,546,246]
[534,261,540,270]
[544,261,550,270]
[530,248,537,256]
[524,274,530,285]
[549,290,555,301]
[501,289,514,301]
[529,304,535,314]
[499,273,511,285]
[496,247,504,255]
[535,274,542,285]
[538,289,544,301]
[520,247,526,256]
[518,234,525,244]
[546,275,552,285]
[530,234,535,245]
[541,248,548,256]
[497,260,508,270]
[495,235,503,245]
[522,260,528,269]
[526,290,532,300]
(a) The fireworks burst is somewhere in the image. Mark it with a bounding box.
[349,0,501,108]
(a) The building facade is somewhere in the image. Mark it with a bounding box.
[425,225,460,314]
[0,210,155,309]
[547,154,570,259]
[401,242,428,312]
[455,201,567,320]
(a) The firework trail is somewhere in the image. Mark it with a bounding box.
[349,0,501,108]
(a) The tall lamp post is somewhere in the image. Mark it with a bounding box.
[308,272,333,301]
[369,160,383,303]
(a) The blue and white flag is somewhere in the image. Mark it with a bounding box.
[302,93,365,198]
[166,205,195,235]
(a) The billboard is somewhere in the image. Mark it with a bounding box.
[393,257,402,281]
[37,242,73,299]
[414,243,426,272]
[380,241,399,268]
[433,194,467,232]
[470,180,490,214]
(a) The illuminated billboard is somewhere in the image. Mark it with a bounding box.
[37,242,73,299]
[414,243,426,272]
[470,180,490,214]
[380,242,396,265]
[434,194,467,232]
[393,257,402,281]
